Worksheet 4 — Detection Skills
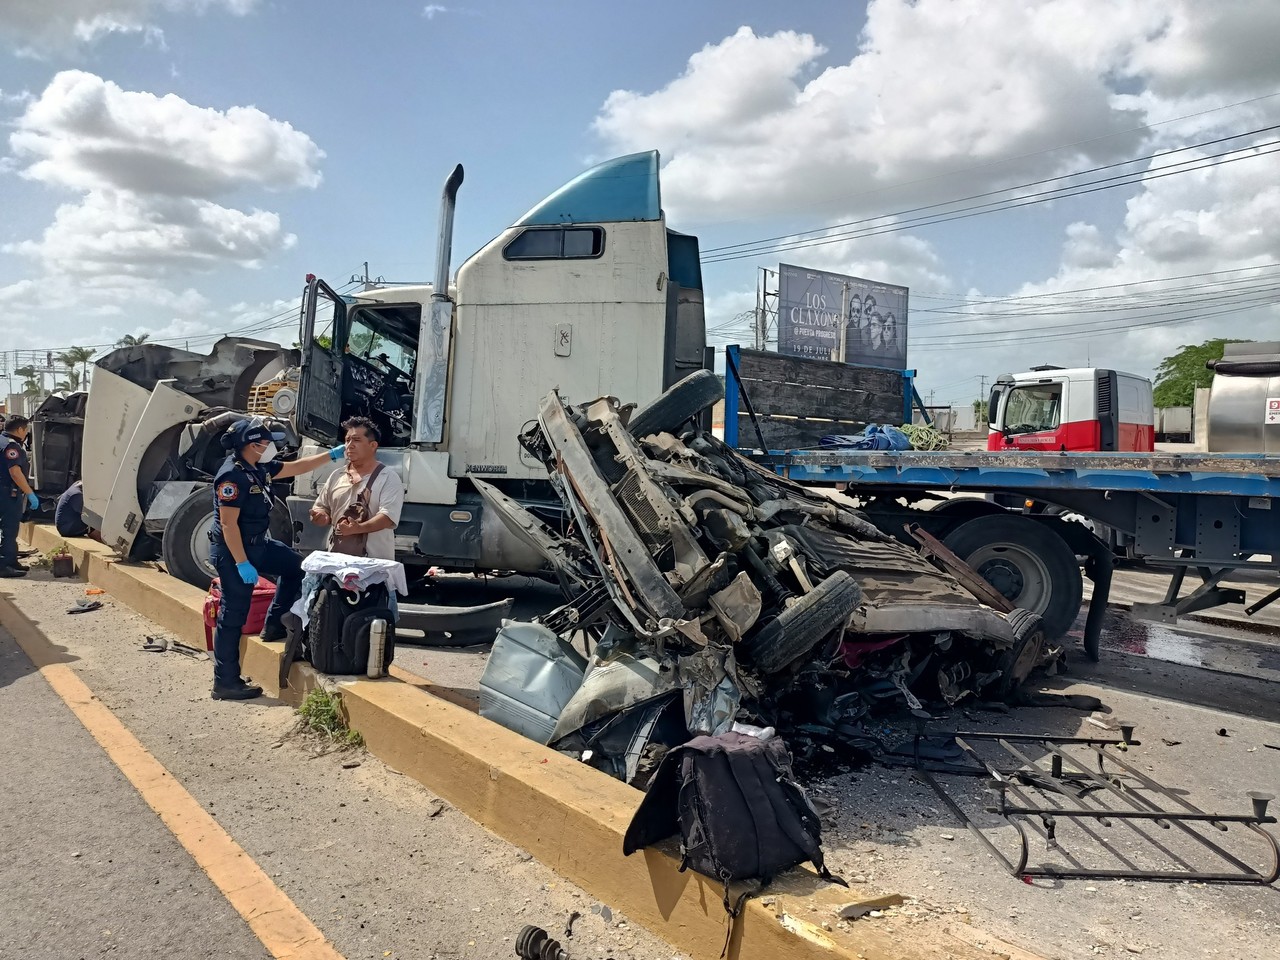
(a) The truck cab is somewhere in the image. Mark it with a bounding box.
[289,150,707,573]
[987,366,1154,452]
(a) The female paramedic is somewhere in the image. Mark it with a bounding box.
[209,418,343,701]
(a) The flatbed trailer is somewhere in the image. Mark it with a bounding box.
[747,448,1280,660]
[721,346,1280,660]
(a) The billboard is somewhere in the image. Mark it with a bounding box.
[777,263,908,370]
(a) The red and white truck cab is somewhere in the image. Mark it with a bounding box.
[987,366,1155,452]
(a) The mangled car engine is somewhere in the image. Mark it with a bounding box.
[479,372,1045,784]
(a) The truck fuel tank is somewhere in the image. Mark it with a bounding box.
[1206,341,1280,454]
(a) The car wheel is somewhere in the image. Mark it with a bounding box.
[626,370,722,438]
[741,570,863,674]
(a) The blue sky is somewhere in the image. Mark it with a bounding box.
[3,1,1280,409]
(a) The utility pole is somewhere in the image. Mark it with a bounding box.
[755,267,765,350]
[351,261,383,291]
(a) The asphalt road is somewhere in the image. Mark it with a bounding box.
[0,573,686,960]
[0,624,271,960]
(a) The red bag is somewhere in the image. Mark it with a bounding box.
[202,576,278,651]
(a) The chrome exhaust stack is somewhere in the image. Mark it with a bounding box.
[412,163,464,445]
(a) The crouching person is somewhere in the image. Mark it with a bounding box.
[209,419,342,701]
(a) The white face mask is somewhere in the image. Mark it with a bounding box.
[259,441,278,463]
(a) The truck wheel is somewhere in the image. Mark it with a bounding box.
[943,515,1082,640]
[163,488,217,590]
[741,571,863,675]
[626,370,722,438]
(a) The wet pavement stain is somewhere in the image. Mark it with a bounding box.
[1070,607,1280,683]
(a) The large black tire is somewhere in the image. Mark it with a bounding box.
[741,570,863,675]
[627,370,722,438]
[162,487,217,590]
[943,515,1082,640]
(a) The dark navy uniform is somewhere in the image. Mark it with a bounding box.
[209,450,302,689]
[0,432,31,571]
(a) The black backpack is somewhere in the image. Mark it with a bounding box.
[303,576,397,676]
[623,732,844,921]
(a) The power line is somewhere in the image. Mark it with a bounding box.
[907,261,1280,308]
[911,292,1277,352]
[703,136,1280,263]
[703,124,1280,256]
[910,277,1280,329]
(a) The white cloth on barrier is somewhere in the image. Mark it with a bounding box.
[291,551,408,627]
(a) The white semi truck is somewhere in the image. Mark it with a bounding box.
[80,151,709,587]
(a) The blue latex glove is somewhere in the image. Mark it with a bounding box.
[25,492,39,511]
[329,445,345,461]
[236,561,258,585]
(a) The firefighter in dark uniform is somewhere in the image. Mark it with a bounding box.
[210,418,342,700]
[1,415,39,579]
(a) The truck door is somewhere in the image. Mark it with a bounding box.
[296,277,347,446]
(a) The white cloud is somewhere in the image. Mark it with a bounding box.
[1127,1,1280,97]
[0,0,257,52]
[4,189,296,275]
[11,72,322,197]
[594,1,1280,223]
[4,71,320,282]
[423,5,448,19]
[1,71,319,349]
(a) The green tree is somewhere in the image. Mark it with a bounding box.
[57,345,97,389]
[972,397,989,424]
[1152,338,1246,407]
[115,332,151,347]
[15,365,43,399]
[56,368,83,392]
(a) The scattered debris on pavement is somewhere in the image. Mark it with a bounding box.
[899,724,1280,884]
[515,924,572,960]
[139,635,209,660]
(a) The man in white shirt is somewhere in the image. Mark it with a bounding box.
[309,416,404,560]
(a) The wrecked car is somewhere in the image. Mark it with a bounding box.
[479,372,1046,783]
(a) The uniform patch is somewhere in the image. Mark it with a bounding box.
[216,481,240,502]
[249,485,261,494]
[4,447,19,460]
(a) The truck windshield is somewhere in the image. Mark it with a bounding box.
[348,312,415,375]
[1003,383,1062,434]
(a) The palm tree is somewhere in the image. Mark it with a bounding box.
[15,366,44,400]
[57,346,97,390]
[115,333,150,347]
[56,369,83,392]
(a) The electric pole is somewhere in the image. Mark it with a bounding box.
[351,262,384,291]
[755,267,765,350]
